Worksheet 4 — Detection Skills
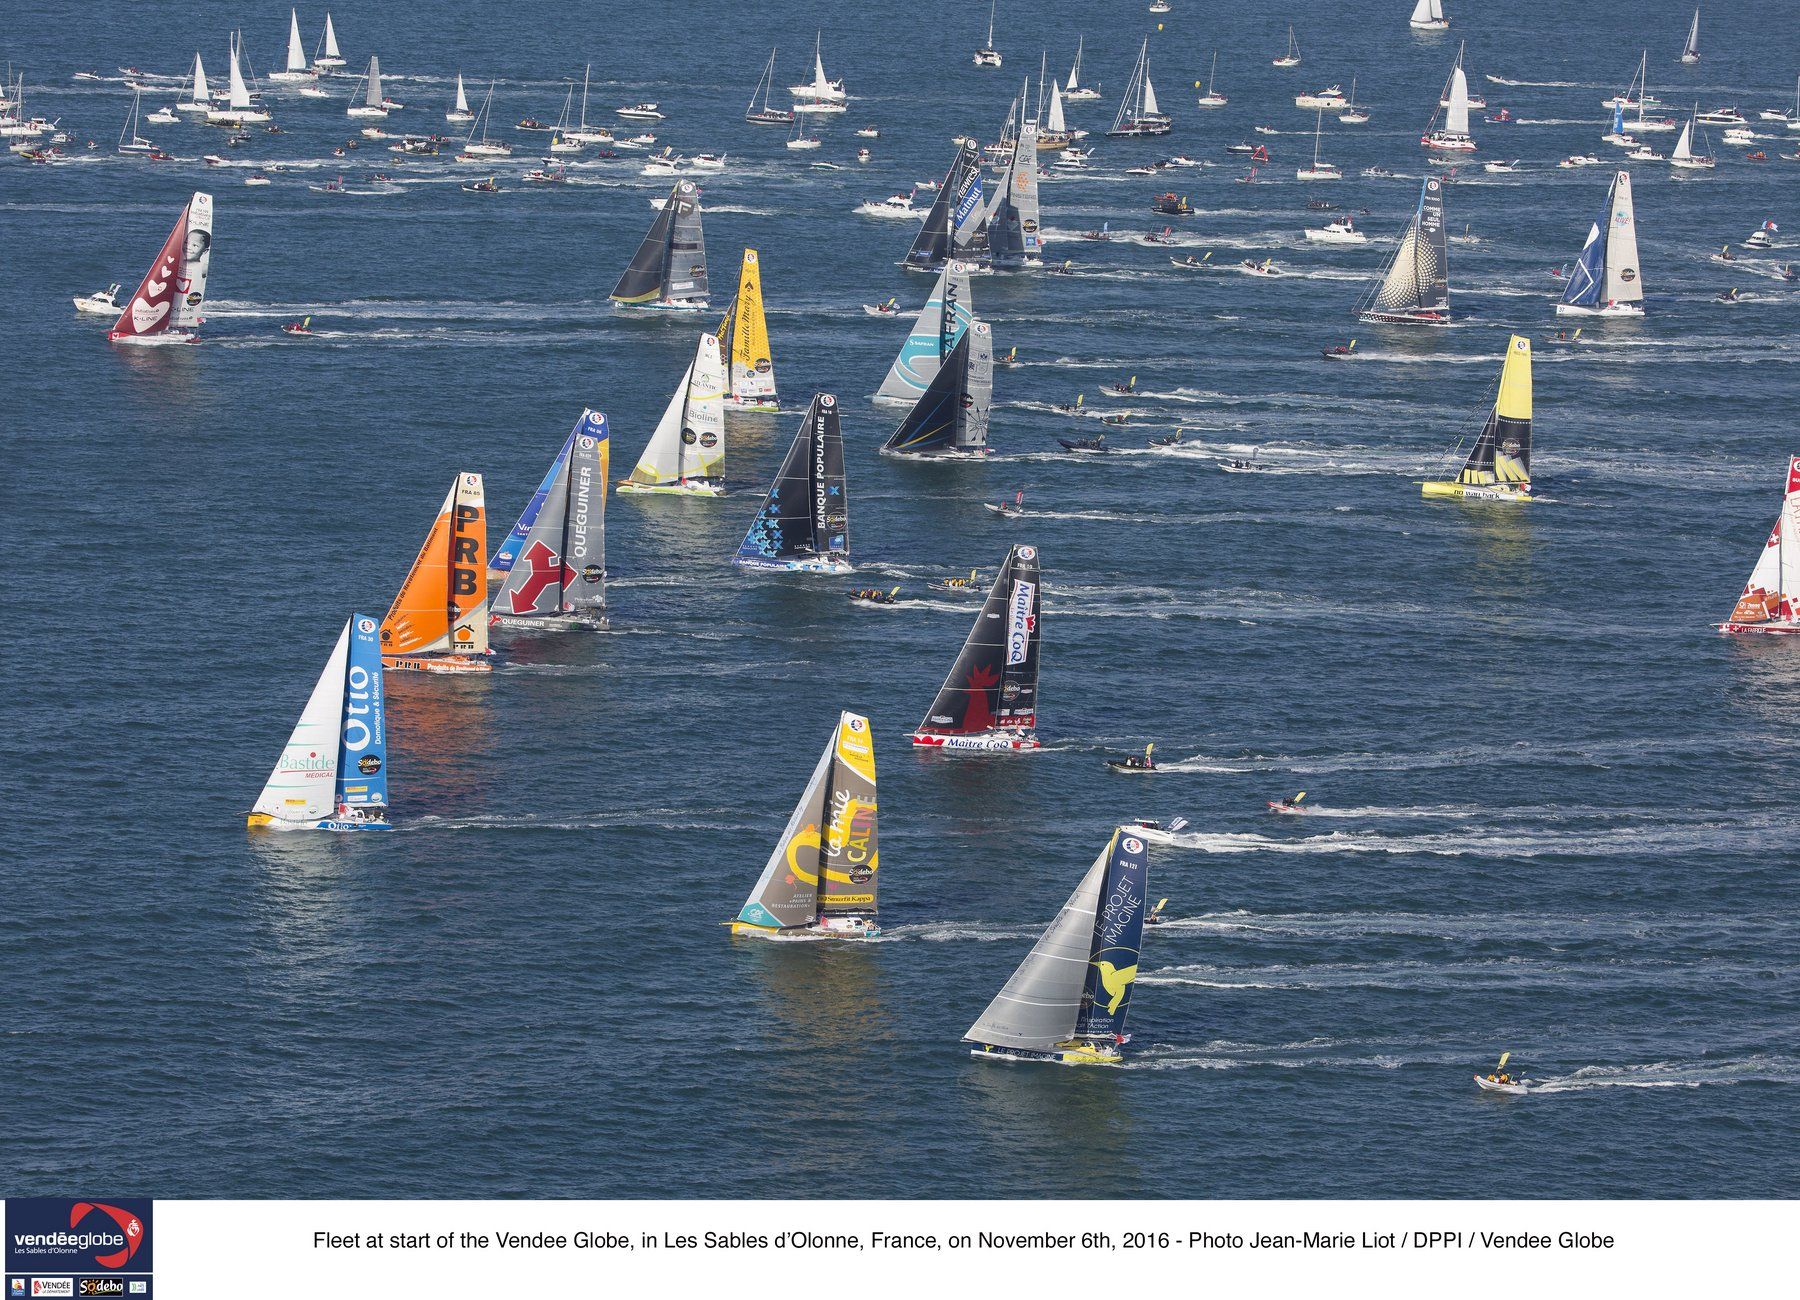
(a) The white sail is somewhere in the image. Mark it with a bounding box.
[322,12,341,59]
[366,55,382,107]
[1602,172,1643,304]
[1673,120,1694,160]
[1067,37,1082,90]
[1374,227,1424,310]
[284,10,306,72]
[813,42,828,91]
[1445,65,1470,136]
[250,619,349,824]
[1142,69,1160,117]
[190,53,210,104]
[454,73,469,114]
[227,39,251,109]
[1046,78,1066,133]
[1683,8,1700,59]
[1410,0,1432,22]
[628,334,726,486]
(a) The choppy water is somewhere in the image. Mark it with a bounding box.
[4,0,1798,1198]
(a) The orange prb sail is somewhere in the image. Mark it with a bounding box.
[382,473,489,659]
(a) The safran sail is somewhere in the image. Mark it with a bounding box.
[1557,170,1644,317]
[381,472,492,672]
[734,394,851,573]
[110,191,214,345]
[881,320,992,457]
[1423,335,1533,502]
[875,260,974,406]
[964,827,1150,1065]
[716,248,779,410]
[1359,176,1448,325]
[493,412,609,630]
[612,179,709,310]
[1721,457,1800,636]
[247,614,391,832]
[912,542,1040,749]
[903,142,985,270]
[620,334,727,495]
[729,710,880,939]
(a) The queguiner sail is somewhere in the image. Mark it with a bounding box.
[729,711,881,940]
[1720,457,1800,636]
[964,827,1150,1065]
[912,543,1041,749]
[875,260,974,406]
[1423,335,1533,502]
[1557,170,1644,318]
[620,335,727,495]
[247,614,390,832]
[1360,176,1448,325]
[492,412,609,630]
[381,472,493,672]
[881,320,993,458]
[612,180,709,310]
[715,248,779,411]
[735,394,852,573]
[109,191,213,345]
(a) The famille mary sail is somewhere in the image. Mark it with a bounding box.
[875,259,973,405]
[612,180,709,310]
[1720,458,1800,636]
[735,394,851,573]
[1423,335,1533,502]
[911,543,1041,749]
[882,319,993,458]
[490,412,609,630]
[620,334,726,495]
[965,827,1150,1065]
[1557,170,1644,318]
[1359,176,1449,325]
[109,191,213,345]
[381,472,493,672]
[729,710,881,939]
[247,615,390,832]
[715,248,779,411]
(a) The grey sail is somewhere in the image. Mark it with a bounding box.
[365,55,382,108]
[986,122,1043,268]
[664,184,710,306]
[612,192,678,304]
[961,319,993,451]
[495,413,609,618]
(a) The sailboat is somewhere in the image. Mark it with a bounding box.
[715,248,779,411]
[1273,26,1302,68]
[446,72,474,124]
[1720,458,1800,635]
[974,0,1002,67]
[176,53,212,114]
[1680,7,1701,64]
[734,394,851,574]
[118,89,155,154]
[313,12,345,70]
[1556,171,1645,317]
[1297,107,1341,179]
[882,320,993,458]
[745,48,794,124]
[209,34,272,124]
[1670,104,1716,168]
[380,473,493,673]
[458,82,513,157]
[1422,43,1476,150]
[346,55,387,119]
[728,711,881,939]
[1196,50,1227,107]
[619,335,727,496]
[1358,176,1449,325]
[247,615,390,832]
[910,543,1041,750]
[901,143,985,270]
[1340,77,1370,123]
[963,827,1149,1064]
[981,117,1043,268]
[1040,69,1072,148]
[612,180,709,310]
[1108,39,1171,137]
[270,9,314,83]
[1421,335,1534,501]
[1409,0,1450,31]
[561,65,613,144]
[1063,37,1100,101]
[489,414,609,630]
[876,260,974,405]
[109,191,214,346]
[788,33,847,108]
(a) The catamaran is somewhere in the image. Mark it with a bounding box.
[964,826,1149,1065]
[974,0,1002,67]
[346,55,387,118]
[1359,176,1449,324]
[789,33,846,108]
[1108,39,1171,137]
[910,543,1041,750]
[247,614,390,832]
[380,473,492,673]
[876,260,974,405]
[313,12,345,70]
[209,34,271,124]
[1196,50,1227,107]
[270,9,314,83]
[734,394,851,573]
[1297,106,1341,179]
[1422,43,1475,150]
[728,711,881,939]
[882,320,993,458]
[1064,37,1100,101]
[1273,26,1302,68]
[612,180,709,310]
[1421,335,1533,502]
[1670,105,1716,169]
[1409,0,1450,31]
[446,72,474,123]
[489,413,609,630]
[715,248,779,411]
[745,48,793,124]
[1720,458,1800,635]
[619,335,726,496]
[109,191,213,345]
[901,142,985,270]
[1556,171,1644,317]
[1680,7,1701,64]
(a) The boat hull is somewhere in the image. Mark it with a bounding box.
[728,918,881,939]
[616,479,724,496]
[382,654,494,674]
[1421,481,1531,502]
[109,330,199,345]
[724,397,781,413]
[489,613,607,631]
[1555,301,1643,318]
[1359,309,1449,326]
[911,731,1040,751]
[247,812,391,832]
[734,556,853,575]
[1719,620,1800,636]
[1474,1075,1531,1094]
[968,1042,1121,1066]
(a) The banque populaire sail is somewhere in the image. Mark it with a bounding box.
[381,472,493,672]
[1359,176,1448,325]
[1557,170,1645,317]
[109,191,213,346]
[911,543,1041,750]
[1422,335,1534,502]
[247,614,390,832]
[715,248,779,411]
[619,335,726,496]
[1720,458,1800,636]
[735,394,851,574]
[728,710,881,940]
[875,260,974,406]
[611,180,709,310]
[964,826,1150,1065]
[490,412,609,631]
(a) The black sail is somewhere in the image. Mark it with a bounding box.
[915,544,1041,738]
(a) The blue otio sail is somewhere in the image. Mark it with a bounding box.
[336,613,389,813]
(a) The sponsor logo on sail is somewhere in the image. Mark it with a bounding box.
[29,1282,73,1298]
[79,1281,125,1297]
[1006,580,1037,665]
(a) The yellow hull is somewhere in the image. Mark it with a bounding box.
[1421,480,1531,502]
[246,812,274,829]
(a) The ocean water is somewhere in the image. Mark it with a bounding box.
[3,0,1798,1199]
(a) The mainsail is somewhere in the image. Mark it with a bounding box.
[984,121,1043,269]
[964,828,1150,1059]
[735,394,850,571]
[227,38,251,110]
[1447,336,1533,492]
[912,543,1041,748]
[875,260,973,405]
[622,334,727,493]
[248,614,390,831]
[110,191,214,344]
[320,13,342,62]
[1361,176,1448,323]
[904,143,983,269]
[882,321,992,457]
[1723,458,1800,633]
[612,180,709,308]
[1682,7,1701,61]
[494,414,609,625]
[365,55,382,108]
[380,472,491,669]
[283,10,306,73]
[716,248,778,410]
[1559,171,1643,314]
[731,711,880,937]
[188,53,210,106]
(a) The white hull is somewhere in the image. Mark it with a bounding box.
[1474,1075,1531,1095]
[910,731,1039,752]
[616,480,724,497]
[792,101,847,115]
[1296,166,1342,180]
[1555,301,1643,318]
[734,556,852,574]
[346,106,388,119]
[1304,229,1366,243]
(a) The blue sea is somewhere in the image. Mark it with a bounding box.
[3,0,1798,1198]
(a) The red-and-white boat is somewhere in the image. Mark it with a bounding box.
[1721,458,1800,635]
[109,191,213,345]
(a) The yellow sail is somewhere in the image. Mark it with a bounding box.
[1423,335,1533,501]
[725,248,779,410]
